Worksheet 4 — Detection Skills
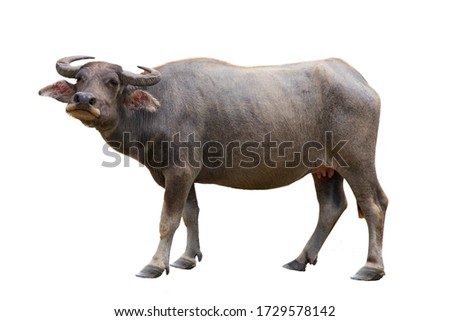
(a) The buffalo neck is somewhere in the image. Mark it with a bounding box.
[99,105,165,159]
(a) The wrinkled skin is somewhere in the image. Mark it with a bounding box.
[39,57,388,281]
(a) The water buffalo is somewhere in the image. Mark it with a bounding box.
[39,56,388,281]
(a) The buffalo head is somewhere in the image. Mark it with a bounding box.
[39,56,161,131]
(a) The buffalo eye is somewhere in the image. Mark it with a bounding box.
[75,74,84,83]
[107,78,119,87]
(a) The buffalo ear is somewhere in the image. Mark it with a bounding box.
[38,80,75,103]
[124,89,160,112]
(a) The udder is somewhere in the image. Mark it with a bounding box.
[312,166,335,179]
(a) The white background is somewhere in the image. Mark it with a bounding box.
[1,0,448,320]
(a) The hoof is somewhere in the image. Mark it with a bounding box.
[283,260,307,272]
[135,265,168,278]
[171,257,197,270]
[351,266,385,281]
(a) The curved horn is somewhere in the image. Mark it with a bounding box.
[121,66,161,87]
[56,55,95,78]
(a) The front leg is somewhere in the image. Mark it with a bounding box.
[136,169,195,278]
[171,184,203,270]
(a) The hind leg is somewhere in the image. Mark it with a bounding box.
[344,168,389,281]
[284,171,347,272]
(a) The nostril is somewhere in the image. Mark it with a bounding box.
[73,92,96,105]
